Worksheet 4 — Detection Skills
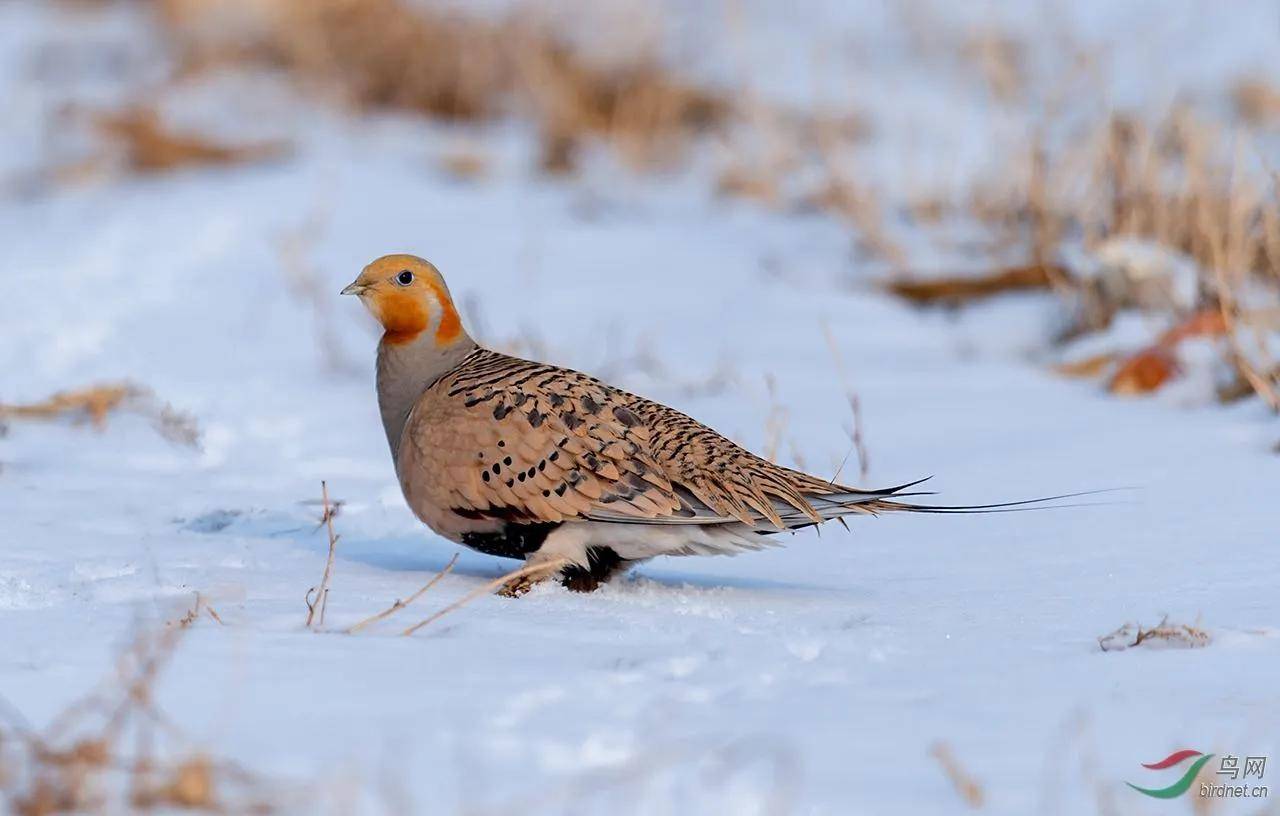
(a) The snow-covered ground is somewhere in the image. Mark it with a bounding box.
[2,2,1278,814]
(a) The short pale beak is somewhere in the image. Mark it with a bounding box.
[340,280,368,296]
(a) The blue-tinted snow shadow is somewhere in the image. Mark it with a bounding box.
[338,535,849,594]
[177,509,858,594]
[627,563,849,594]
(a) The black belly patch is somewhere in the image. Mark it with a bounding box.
[458,522,628,592]
[460,522,560,560]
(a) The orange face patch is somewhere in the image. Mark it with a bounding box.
[369,288,430,345]
[367,280,463,346]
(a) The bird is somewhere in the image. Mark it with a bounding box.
[342,253,1073,596]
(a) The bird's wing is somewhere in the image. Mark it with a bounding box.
[400,349,912,531]
[399,350,686,527]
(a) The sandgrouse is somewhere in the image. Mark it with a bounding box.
[344,254,1038,595]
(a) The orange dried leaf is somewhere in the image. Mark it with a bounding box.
[1109,347,1178,395]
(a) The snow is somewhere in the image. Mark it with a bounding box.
[2,2,1279,814]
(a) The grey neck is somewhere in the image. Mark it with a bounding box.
[376,333,478,455]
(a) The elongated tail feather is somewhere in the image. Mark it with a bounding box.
[837,488,1128,517]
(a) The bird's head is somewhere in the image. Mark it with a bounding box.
[342,254,465,347]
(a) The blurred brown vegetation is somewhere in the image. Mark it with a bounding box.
[158,0,728,172]
[0,383,201,447]
[94,107,288,173]
[0,598,279,815]
[46,0,1280,428]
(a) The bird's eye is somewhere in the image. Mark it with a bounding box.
[396,270,414,286]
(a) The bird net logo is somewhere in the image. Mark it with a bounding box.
[1127,750,1269,800]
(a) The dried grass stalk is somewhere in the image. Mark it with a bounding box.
[348,553,459,634]
[305,481,340,629]
[0,382,200,447]
[1098,616,1211,652]
[1232,78,1280,126]
[401,558,569,637]
[157,0,728,171]
[930,741,984,808]
[1,596,279,814]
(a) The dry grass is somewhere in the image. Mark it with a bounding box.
[0,383,140,429]
[1098,615,1211,652]
[145,0,896,266]
[339,540,574,637]
[400,558,569,636]
[891,104,1280,422]
[0,596,278,815]
[347,554,459,634]
[156,0,729,173]
[38,1,1280,440]
[514,26,727,172]
[1069,114,1280,407]
[1232,77,1280,127]
[930,741,985,808]
[340,554,569,636]
[304,481,340,629]
[963,29,1024,103]
[1086,113,1276,283]
[95,106,288,174]
[437,145,489,181]
[0,382,201,448]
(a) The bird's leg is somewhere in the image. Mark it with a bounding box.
[495,525,594,597]
[560,546,627,593]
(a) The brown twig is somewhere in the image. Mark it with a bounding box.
[1212,266,1280,412]
[305,482,340,630]
[847,393,869,482]
[884,264,1066,306]
[930,741,985,808]
[347,554,459,634]
[1098,615,1211,651]
[400,559,568,637]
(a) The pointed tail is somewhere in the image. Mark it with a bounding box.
[802,477,1128,523]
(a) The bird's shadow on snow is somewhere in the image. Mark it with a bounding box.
[179,511,853,595]
[340,535,849,595]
